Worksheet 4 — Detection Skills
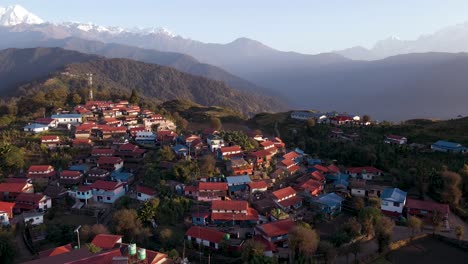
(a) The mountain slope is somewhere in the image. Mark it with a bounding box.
[0,47,278,115]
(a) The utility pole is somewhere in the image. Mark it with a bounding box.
[74,225,82,249]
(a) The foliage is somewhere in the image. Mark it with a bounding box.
[128,88,139,105]
[358,207,382,237]
[0,143,25,175]
[368,197,381,209]
[318,241,337,264]
[288,225,319,263]
[46,222,75,245]
[159,146,175,161]
[168,249,179,260]
[407,216,422,236]
[112,209,150,243]
[198,155,217,176]
[172,160,199,183]
[0,229,15,264]
[342,217,362,239]
[351,196,365,210]
[210,117,222,130]
[375,217,394,253]
[219,130,257,151]
[156,197,191,225]
[79,224,109,243]
[139,198,160,223]
[86,243,102,253]
[440,170,463,207]
[455,225,464,240]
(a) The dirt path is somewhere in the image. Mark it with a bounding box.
[14,220,34,263]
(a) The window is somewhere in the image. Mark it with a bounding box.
[209,242,215,248]
[137,193,142,197]
[107,197,111,201]
[393,202,400,207]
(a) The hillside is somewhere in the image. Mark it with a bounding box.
[0,47,281,115]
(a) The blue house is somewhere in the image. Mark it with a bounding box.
[326,172,349,182]
[431,140,468,153]
[111,170,134,184]
[313,193,344,216]
[172,144,189,156]
[226,175,251,193]
[192,212,210,226]
[68,164,90,174]
[381,188,407,215]
[307,158,322,166]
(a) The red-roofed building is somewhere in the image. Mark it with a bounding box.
[14,193,51,212]
[330,115,354,125]
[327,164,341,174]
[211,200,259,224]
[27,165,56,184]
[40,135,61,149]
[405,198,450,223]
[247,149,275,168]
[59,170,84,186]
[129,126,146,137]
[384,135,408,145]
[255,218,295,246]
[35,117,57,128]
[0,201,15,224]
[90,180,126,204]
[117,143,146,163]
[248,180,268,193]
[157,130,177,143]
[313,164,329,173]
[86,168,110,183]
[136,185,156,202]
[272,137,286,150]
[72,138,93,148]
[297,179,323,197]
[311,171,326,183]
[219,145,243,159]
[90,148,115,162]
[101,118,121,126]
[38,244,73,258]
[184,185,199,199]
[272,187,302,210]
[90,234,123,249]
[0,181,34,202]
[198,182,228,202]
[260,141,276,151]
[253,235,277,257]
[282,151,300,161]
[97,156,124,172]
[346,167,383,180]
[287,165,301,174]
[185,226,226,250]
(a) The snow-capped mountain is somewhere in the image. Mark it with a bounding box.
[0,4,44,26]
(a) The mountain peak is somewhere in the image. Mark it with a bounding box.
[0,4,44,26]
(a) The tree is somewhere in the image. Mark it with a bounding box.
[440,170,462,207]
[375,217,394,253]
[0,229,15,264]
[288,225,319,263]
[112,209,149,243]
[307,118,316,128]
[318,241,337,264]
[139,198,160,223]
[159,145,175,161]
[362,115,371,123]
[210,117,222,131]
[368,197,381,209]
[129,89,139,105]
[407,216,422,237]
[168,249,179,260]
[358,207,381,237]
[242,240,266,262]
[72,93,82,105]
[342,217,362,239]
[455,225,464,241]
[86,243,102,253]
[459,164,468,195]
[198,155,216,176]
[351,196,365,211]
[80,224,109,242]
[0,144,25,174]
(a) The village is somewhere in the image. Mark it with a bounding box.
[0,96,467,264]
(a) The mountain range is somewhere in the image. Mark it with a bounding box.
[3,5,468,120]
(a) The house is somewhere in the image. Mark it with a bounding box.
[117,143,146,163]
[327,164,341,174]
[0,180,34,202]
[185,134,201,145]
[431,140,468,153]
[135,131,156,145]
[192,212,210,226]
[211,200,259,225]
[38,244,73,258]
[346,167,383,180]
[130,127,146,137]
[381,188,407,215]
[110,170,134,184]
[290,111,323,121]
[91,148,115,159]
[247,149,275,168]
[44,185,67,201]
[27,165,56,184]
[59,170,84,186]
[219,145,243,159]
[0,201,14,225]
[312,193,344,216]
[34,117,58,128]
[86,168,110,183]
[157,130,178,143]
[329,115,355,125]
[297,179,323,198]
[24,123,49,133]
[23,211,44,226]
[51,114,82,125]
[90,180,126,204]
[248,180,268,193]
[75,185,93,205]
[282,151,301,162]
[226,175,252,193]
[260,141,276,152]
[349,179,367,197]
[272,187,302,210]
[14,193,52,213]
[384,135,408,145]
[136,185,157,202]
[97,156,124,172]
[185,226,226,250]
[72,138,93,148]
[184,185,199,199]
[91,234,123,249]
[255,218,295,246]
[40,135,61,149]
[227,158,253,175]
[310,170,326,183]
[197,182,228,201]
[405,198,450,224]
[172,144,189,157]
[207,134,224,152]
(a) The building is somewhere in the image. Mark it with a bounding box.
[227,158,253,175]
[136,185,157,202]
[97,156,124,172]
[23,211,44,226]
[0,179,34,202]
[90,180,126,204]
[0,201,14,225]
[248,180,268,193]
[59,170,84,186]
[226,175,252,193]
[34,117,58,128]
[405,198,450,223]
[117,143,146,163]
[14,193,52,213]
[384,135,408,145]
[255,218,295,247]
[431,140,468,153]
[91,234,123,250]
[207,134,224,152]
[219,145,243,159]
[346,167,383,180]
[51,114,82,125]
[40,135,61,149]
[272,187,303,210]
[75,186,93,205]
[27,165,56,184]
[296,179,323,198]
[381,188,407,215]
[211,200,259,225]
[24,123,49,134]
[290,111,324,121]
[349,179,367,197]
[312,193,344,216]
[197,182,228,201]
[86,168,110,183]
[135,131,156,144]
[185,226,227,250]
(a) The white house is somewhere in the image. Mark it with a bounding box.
[346,167,383,180]
[381,188,407,214]
[136,185,157,202]
[23,211,44,226]
[185,226,226,250]
[0,211,9,225]
[23,123,49,134]
[135,131,156,144]
[51,114,82,125]
[207,135,224,152]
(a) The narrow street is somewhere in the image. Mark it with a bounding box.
[13,219,34,263]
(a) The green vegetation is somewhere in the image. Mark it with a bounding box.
[0,228,15,264]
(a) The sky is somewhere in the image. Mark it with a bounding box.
[3,0,468,54]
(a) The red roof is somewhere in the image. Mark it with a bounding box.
[257,219,295,238]
[136,185,156,196]
[0,182,29,193]
[405,199,450,215]
[278,195,303,207]
[35,117,55,124]
[248,180,268,190]
[212,200,248,211]
[91,148,115,156]
[199,182,228,191]
[118,143,138,152]
[39,244,73,258]
[272,186,296,200]
[313,164,329,173]
[90,180,123,191]
[60,170,82,177]
[184,185,199,192]
[386,135,406,140]
[327,164,341,173]
[97,156,123,164]
[298,179,322,193]
[158,130,177,137]
[287,165,301,173]
[0,201,15,217]
[220,145,242,154]
[253,235,277,252]
[73,138,92,145]
[249,149,273,158]
[347,166,383,174]
[90,234,122,249]
[311,171,325,181]
[283,151,300,160]
[77,185,92,192]
[280,159,294,167]
[331,116,353,122]
[260,141,275,148]
[211,207,259,221]
[28,165,54,173]
[16,193,46,204]
[185,226,225,244]
[41,135,60,142]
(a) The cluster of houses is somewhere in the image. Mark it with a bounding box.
[290,111,368,125]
